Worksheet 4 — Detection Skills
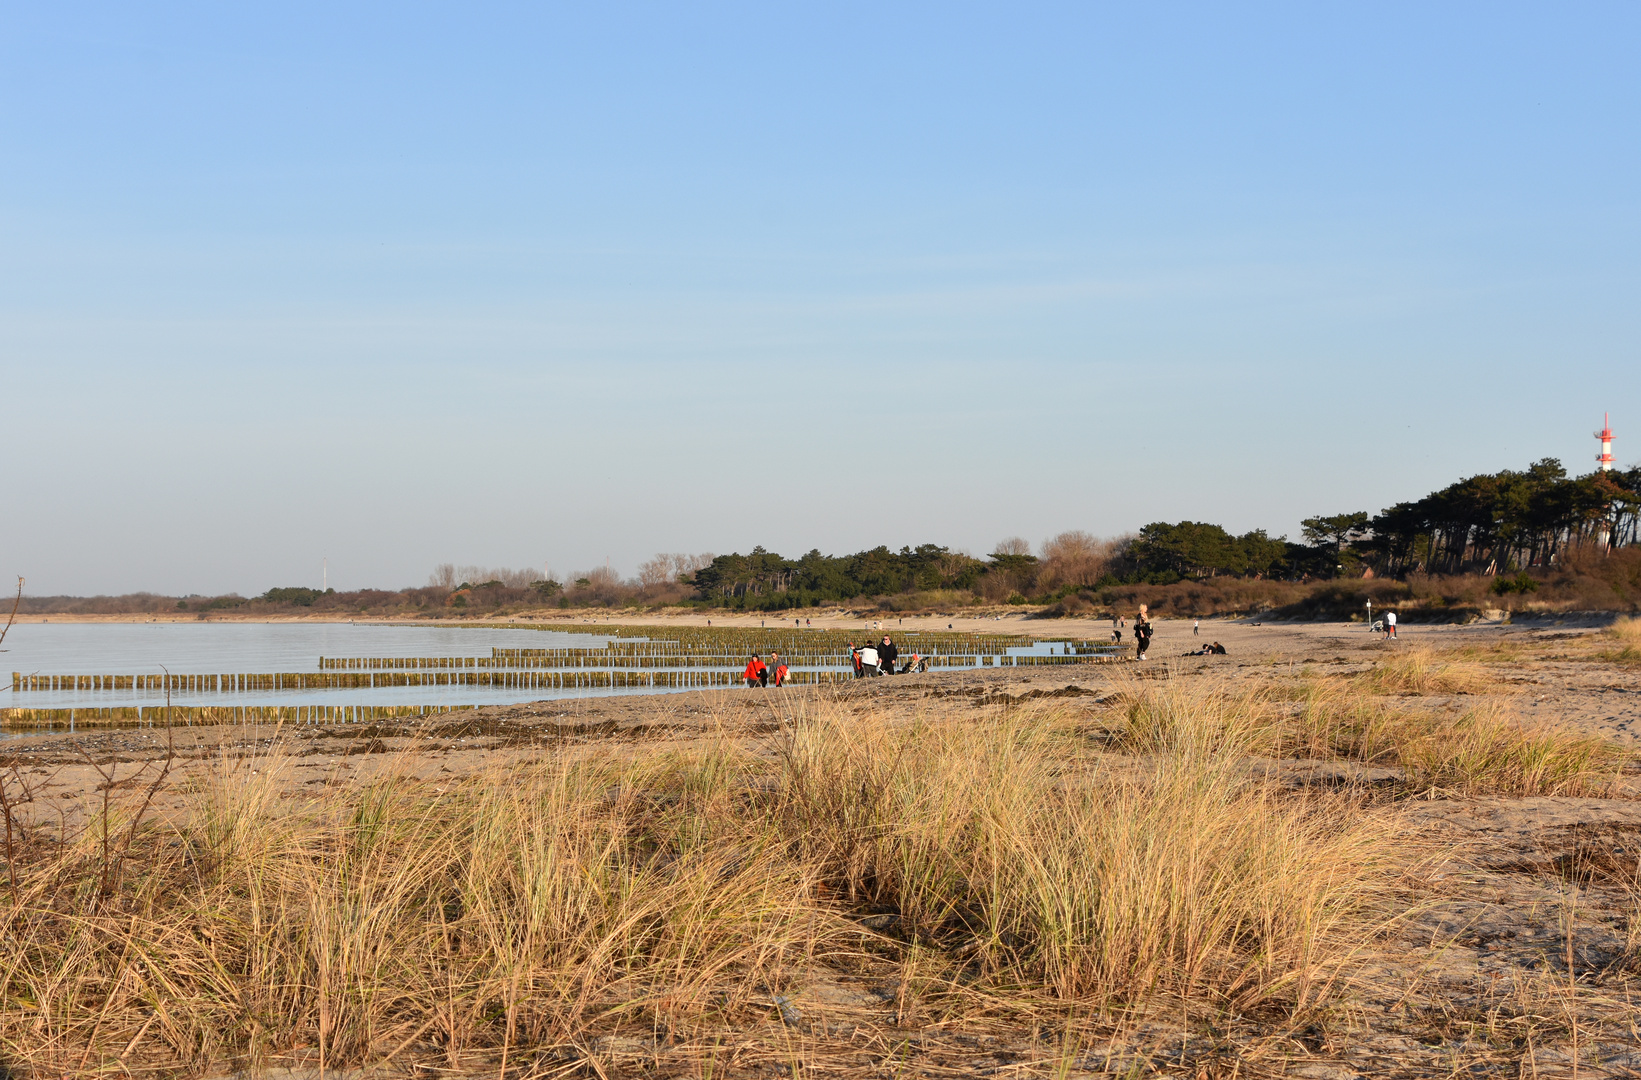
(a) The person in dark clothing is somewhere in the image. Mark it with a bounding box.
[1133,607,1153,660]
[879,636,899,674]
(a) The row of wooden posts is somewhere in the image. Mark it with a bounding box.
[11,651,1115,695]
[1,702,473,731]
[316,649,1113,671]
[484,624,1073,654]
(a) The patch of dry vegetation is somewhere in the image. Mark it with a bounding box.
[1599,615,1641,666]
[1360,648,1500,696]
[1114,672,1626,798]
[0,689,1408,1075]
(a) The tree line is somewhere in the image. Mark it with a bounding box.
[18,457,1633,616]
[685,458,1640,607]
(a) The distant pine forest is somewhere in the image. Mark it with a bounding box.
[16,458,1641,621]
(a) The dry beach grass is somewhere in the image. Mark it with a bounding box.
[1,620,1639,1077]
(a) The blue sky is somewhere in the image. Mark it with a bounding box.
[2,3,1637,596]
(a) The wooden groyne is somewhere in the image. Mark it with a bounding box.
[11,668,859,696]
[1,702,472,731]
[14,651,1117,695]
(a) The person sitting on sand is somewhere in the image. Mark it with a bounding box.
[1210,641,1227,655]
[743,654,766,688]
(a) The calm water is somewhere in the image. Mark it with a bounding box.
[3,622,623,710]
[3,621,1099,715]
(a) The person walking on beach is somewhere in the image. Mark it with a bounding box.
[771,651,788,687]
[879,635,899,674]
[744,654,766,688]
[1133,606,1153,660]
[1193,619,1200,636]
[1385,610,1397,639]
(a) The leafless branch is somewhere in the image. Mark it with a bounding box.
[0,576,22,649]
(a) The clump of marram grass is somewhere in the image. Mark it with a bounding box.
[1392,702,1625,797]
[0,742,827,1073]
[1600,616,1641,665]
[1606,616,1641,643]
[1115,673,1626,798]
[1360,648,1500,696]
[775,699,1394,1014]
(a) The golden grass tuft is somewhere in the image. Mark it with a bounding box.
[1115,673,1625,798]
[1605,616,1641,643]
[1600,616,1641,665]
[0,688,1410,1074]
[1390,703,1624,797]
[775,702,1389,1013]
[1360,648,1499,696]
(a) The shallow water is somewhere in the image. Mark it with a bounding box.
[2,622,619,710]
[2,621,1106,720]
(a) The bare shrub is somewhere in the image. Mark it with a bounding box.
[636,553,715,588]
[1038,531,1116,591]
[428,565,544,591]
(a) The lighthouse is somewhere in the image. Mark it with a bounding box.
[1596,413,1615,471]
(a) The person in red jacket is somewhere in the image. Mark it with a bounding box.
[743,654,766,688]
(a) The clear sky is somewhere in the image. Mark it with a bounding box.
[2,3,1637,596]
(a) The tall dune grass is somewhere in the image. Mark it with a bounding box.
[1114,674,1624,797]
[1361,648,1498,696]
[1601,616,1641,665]
[1,689,1407,1074]
[776,704,1389,1013]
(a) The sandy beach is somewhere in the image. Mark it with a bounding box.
[3,617,1638,1076]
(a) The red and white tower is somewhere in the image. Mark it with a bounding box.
[1596,413,1615,471]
